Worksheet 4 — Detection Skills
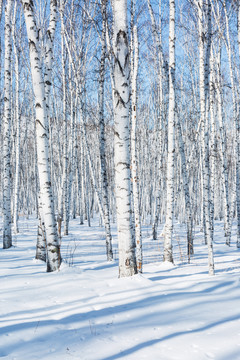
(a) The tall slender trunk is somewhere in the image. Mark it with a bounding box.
[3,0,13,249]
[68,77,77,220]
[147,0,164,240]
[99,0,113,261]
[163,0,175,263]
[60,1,69,236]
[216,58,230,245]
[36,193,47,262]
[199,0,207,242]
[131,24,142,272]
[113,0,137,277]
[0,0,3,81]
[209,45,216,243]
[222,1,239,247]
[22,0,61,272]
[35,0,57,258]
[237,0,240,248]
[198,0,214,275]
[79,136,85,225]
[12,1,20,234]
[211,1,231,245]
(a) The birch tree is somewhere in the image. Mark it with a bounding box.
[35,0,58,261]
[12,1,21,234]
[197,0,214,275]
[211,0,232,245]
[22,0,61,272]
[131,23,142,272]
[59,0,69,236]
[113,0,137,277]
[147,0,164,241]
[163,0,175,263]
[0,0,4,79]
[236,0,240,248]
[98,0,113,261]
[3,0,13,249]
[221,1,237,248]
[215,44,230,246]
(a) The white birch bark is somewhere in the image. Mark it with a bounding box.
[12,1,20,234]
[68,73,77,221]
[44,0,57,199]
[237,0,240,248]
[36,194,47,262]
[211,1,231,245]
[213,0,240,247]
[209,45,216,243]
[113,0,137,277]
[72,136,77,220]
[131,24,142,272]
[99,0,113,261]
[60,1,69,236]
[3,0,13,249]
[44,0,57,108]
[198,0,207,240]
[198,0,214,275]
[0,0,3,78]
[22,0,60,272]
[222,1,240,248]
[147,0,164,240]
[35,0,57,260]
[216,53,230,245]
[163,0,175,263]
[79,138,85,225]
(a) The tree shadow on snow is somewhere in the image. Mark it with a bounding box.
[100,313,240,360]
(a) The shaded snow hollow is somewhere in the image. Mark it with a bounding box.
[0,217,240,360]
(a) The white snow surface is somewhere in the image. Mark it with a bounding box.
[0,217,240,360]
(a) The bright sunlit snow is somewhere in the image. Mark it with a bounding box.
[0,217,240,360]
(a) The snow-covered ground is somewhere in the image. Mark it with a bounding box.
[0,217,240,360]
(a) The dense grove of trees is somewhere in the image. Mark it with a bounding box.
[0,0,240,276]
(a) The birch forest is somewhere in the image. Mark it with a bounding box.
[1,0,240,278]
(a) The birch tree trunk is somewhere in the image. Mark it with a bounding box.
[22,0,61,272]
[60,1,69,236]
[3,0,13,249]
[198,0,214,275]
[237,0,240,248]
[99,0,113,261]
[211,1,231,245]
[222,1,239,248]
[66,70,76,223]
[216,53,230,245]
[44,0,57,108]
[131,24,142,272]
[79,136,84,225]
[35,0,57,259]
[147,0,164,241]
[209,45,216,243]
[12,1,20,234]
[0,0,3,79]
[36,194,47,262]
[113,0,137,277]
[176,115,193,260]
[163,0,175,263]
